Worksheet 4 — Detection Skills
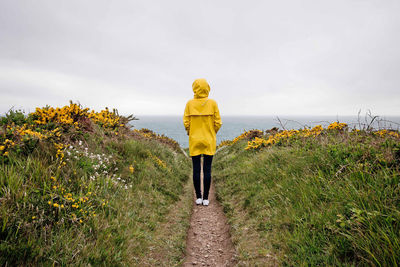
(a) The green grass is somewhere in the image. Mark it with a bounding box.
[213,131,400,266]
[0,109,191,266]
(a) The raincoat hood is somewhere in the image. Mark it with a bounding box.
[192,78,210,99]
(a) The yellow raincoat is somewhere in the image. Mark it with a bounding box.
[183,79,222,156]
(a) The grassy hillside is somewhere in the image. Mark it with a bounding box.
[214,124,400,266]
[0,102,191,266]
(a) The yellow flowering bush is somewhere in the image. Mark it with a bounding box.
[303,125,324,137]
[245,137,273,150]
[45,175,101,224]
[0,138,16,156]
[32,103,89,126]
[232,130,263,144]
[243,122,400,151]
[147,151,168,169]
[31,102,122,130]
[245,129,296,150]
[244,126,324,150]
[218,129,263,148]
[244,125,330,150]
[217,140,232,148]
[54,142,67,168]
[374,129,400,138]
[88,107,121,129]
[0,102,130,161]
[18,127,48,140]
[328,121,348,130]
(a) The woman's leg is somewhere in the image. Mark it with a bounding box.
[192,155,202,199]
[202,155,213,200]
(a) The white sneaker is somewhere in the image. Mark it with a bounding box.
[195,198,203,205]
[202,199,209,206]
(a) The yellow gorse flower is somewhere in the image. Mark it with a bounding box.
[375,129,400,138]
[31,102,122,131]
[146,151,167,169]
[88,107,121,128]
[328,122,348,130]
[243,122,400,151]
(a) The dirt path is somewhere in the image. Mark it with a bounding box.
[184,171,237,266]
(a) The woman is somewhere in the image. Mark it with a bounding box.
[183,78,222,206]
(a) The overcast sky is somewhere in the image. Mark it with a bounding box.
[1,0,399,116]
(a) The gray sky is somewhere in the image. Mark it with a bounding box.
[1,0,399,116]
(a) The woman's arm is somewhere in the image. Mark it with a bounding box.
[214,102,222,133]
[183,103,190,135]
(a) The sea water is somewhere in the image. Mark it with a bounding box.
[130,115,400,148]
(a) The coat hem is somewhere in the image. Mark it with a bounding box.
[189,152,215,157]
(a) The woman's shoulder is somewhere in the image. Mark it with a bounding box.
[209,99,220,108]
[207,98,218,105]
[185,99,196,106]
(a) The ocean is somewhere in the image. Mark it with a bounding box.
[129,115,400,148]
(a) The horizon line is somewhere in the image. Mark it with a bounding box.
[129,114,400,117]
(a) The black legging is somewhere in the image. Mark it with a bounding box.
[192,154,213,200]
